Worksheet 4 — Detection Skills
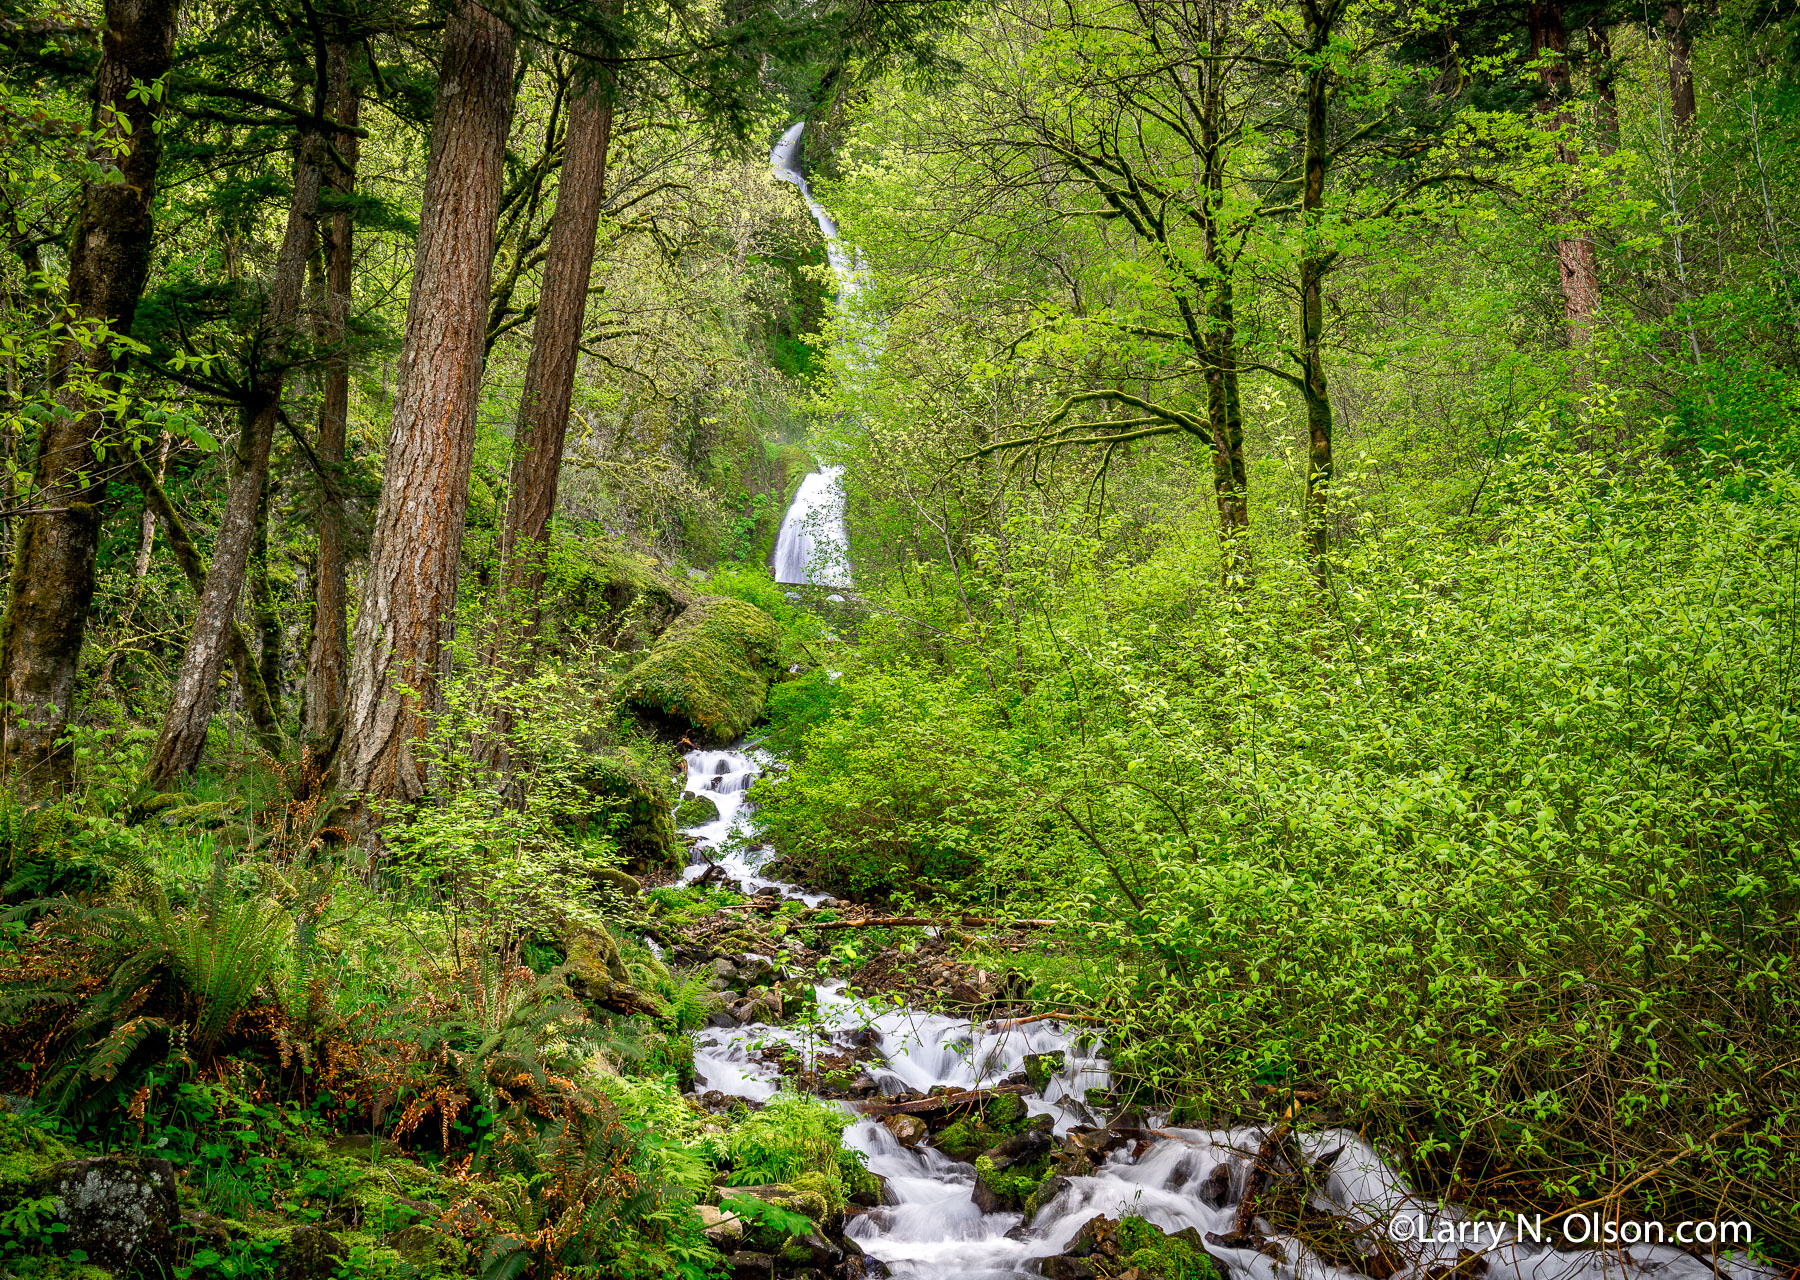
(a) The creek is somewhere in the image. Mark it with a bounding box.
[680,122,1775,1280]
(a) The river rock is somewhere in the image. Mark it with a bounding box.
[41,1155,178,1273]
[780,1228,844,1269]
[1023,1051,1066,1090]
[882,1114,927,1146]
[1198,1161,1234,1209]
[675,794,722,828]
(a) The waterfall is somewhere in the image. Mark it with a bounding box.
[769,123,854,590]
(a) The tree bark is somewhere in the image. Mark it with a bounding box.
[1663,2,1696,129]
[342,0,517,803]
[0,0,180,791]
[1588,23,1620,157]
[127,452,279,747]
[496,73,614,655]
[1299,1,1340,579]
[1196,7,1248,582]
[304,46,358,749]
[1530,1,1601,343]
[250,474,282,711]
[146,130,324,782]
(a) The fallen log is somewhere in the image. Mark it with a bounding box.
[859,1082,1031,1117]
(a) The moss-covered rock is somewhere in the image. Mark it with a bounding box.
[673,793,722,828]
[619,596,783,744]
[560,751,677,871]
[554,548,692,652]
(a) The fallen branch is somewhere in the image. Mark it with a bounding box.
[983,1012,1106,1031]
[805,915,1060,931]
[859,1082,1032,1117]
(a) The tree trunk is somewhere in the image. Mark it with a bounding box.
[146,131,324,783]
[1299,2,1339,578]
[250,474,282,711]
[1663,2,1696,129]
[127,452,279,746]
[304,46,358,751]
[1530,1,1601,343]
[1198,4,1249,584]
[1589,23,1619,156]
[0,0,180,791]
[341,0,516,803]
[496,75,614,655]
[96,431,170,696]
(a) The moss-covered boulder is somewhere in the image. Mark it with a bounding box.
[619,596,783,744]
[559,751,677,871]
[673,794,721,828]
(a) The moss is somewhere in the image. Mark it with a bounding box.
[546,545,691,653]
[672,794,721,828]
[618,596,783,744]
[932,1117,1003,1161]
[560,751,677,871]
[1114,1216,1228,1280]
[974,1152,1051,1212]
[0,1109,74,1192]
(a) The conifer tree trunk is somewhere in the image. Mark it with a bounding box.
[146,132,323,782]
[0,0,180,790]
[1530,1,1601,343]
[1664,3,1696,128]
[304,46,358,749]
[342,0,516,802]
[251,476,282,711]
[497,74,614,649]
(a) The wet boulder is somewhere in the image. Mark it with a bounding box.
[882,1114,927,1146]
[972,1128,1054,1213]
[1023,1051,1066,1091]
[1038,1215,1230,1280]
[674,794,722,828]
[619,596,783,744]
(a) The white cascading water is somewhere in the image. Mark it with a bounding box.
[710,123,1779,1280]
[769,122,854,590]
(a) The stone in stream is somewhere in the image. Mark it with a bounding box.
[675,793,722,828]
[1023,1050,1066,1091]
[881,1113,927,1146]
[1198,1161,1234,1209]
[1038,1215,1232,1280]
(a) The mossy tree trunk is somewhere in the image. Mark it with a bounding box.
[0,0,180,791]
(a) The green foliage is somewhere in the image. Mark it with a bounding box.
[708,1093,856,1189]
[1114,1216,1223,1280]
